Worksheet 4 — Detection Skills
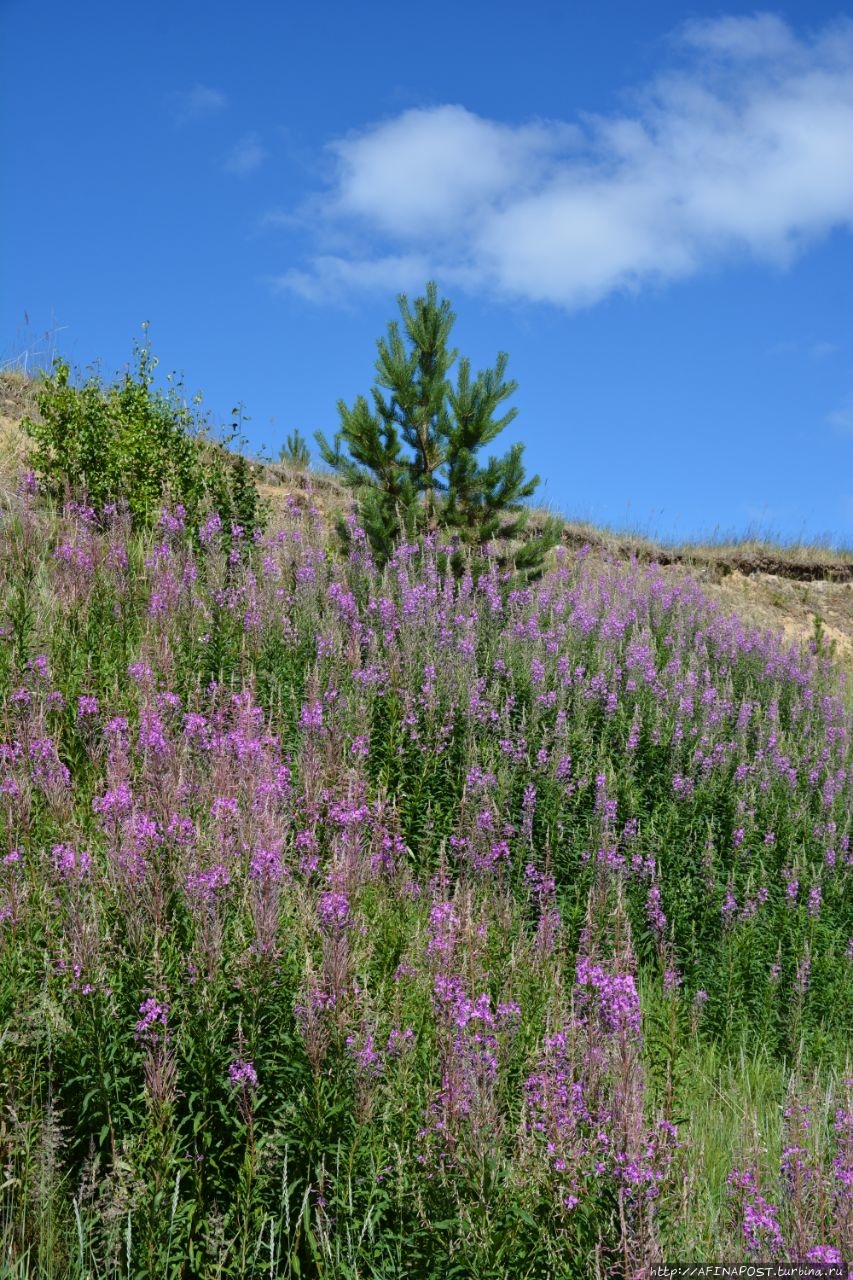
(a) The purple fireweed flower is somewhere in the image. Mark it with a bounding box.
[27,738,70,792]
[76,695,99,718]
[51,843,91,881]
[452,991,494,1031]
[126,812,162,850]
[432,972,466,1015]
[103,716,129,742]
[471,838,510,872]
[210,796,239,821]
[727,1167,784,1255]
[575,955,641,1038]
[228,1059,258,1089]
[555,754,572,782]
[426,900,459,963]
[783,870,800,906]
[107,543,128,570]
[28,654,50,681]
[249,847,286,882]
[476,807,495,834]
[780,1142,813,1195]
[594,773,618,824]
[739,887,769,922]
[167,814,196,848]
[386,1027,416,1056]
[135,997,170,1045]
[805,1247,842,1264]
[127,662,153,686]
[646,885,667,935]
[317,891,350,932]
[525,865,556,899]
[807,885,822,919]
[496,1001,522,1026]
[138,710,169,755]
[92,781,133,818]
[299,700,323,730]
[183,713,212,745]
[159,505,186,534]
[671,774,694,799]
[346,1030,383,1079]
[833,1103,853,1193]
[185,864,230,903]
[466,766,497,792]
[328,799,369,828]
[663,969,682,994]
[199,512,222,545]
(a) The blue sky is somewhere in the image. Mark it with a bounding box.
[2,0,852,546]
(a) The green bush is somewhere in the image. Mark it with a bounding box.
[22,329,264,540]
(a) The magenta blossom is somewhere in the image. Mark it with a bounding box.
[228,1059,258,1089]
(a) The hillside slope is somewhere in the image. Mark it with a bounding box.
[3,368,851,687]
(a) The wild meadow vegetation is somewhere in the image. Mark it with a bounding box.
[1,294,851,1277]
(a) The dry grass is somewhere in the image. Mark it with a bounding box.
[0,369,38,476]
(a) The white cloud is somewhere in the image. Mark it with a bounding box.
[328,105,579,239]
[259,208,299,229]
[679,12,799,60]
[765,338,840,359]
[276,14,853,307]
[828,395,853,433]
[171,83,227,126]
[273,253,433,304]
[224,133,268,177]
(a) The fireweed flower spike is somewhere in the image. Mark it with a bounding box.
[228,1059,258,1090]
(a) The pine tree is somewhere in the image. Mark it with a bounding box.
[279,428,311,469]
[315,282,561,576]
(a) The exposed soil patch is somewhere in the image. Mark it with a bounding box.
[557,524,853,582]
